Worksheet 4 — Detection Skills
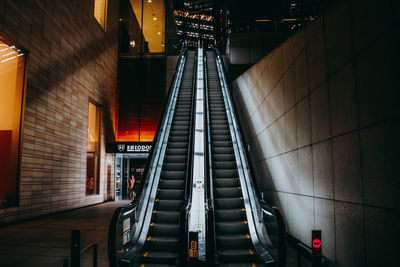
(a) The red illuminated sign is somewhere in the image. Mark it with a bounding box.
[312,238,321,249]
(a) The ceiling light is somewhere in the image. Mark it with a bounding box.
[148,0,152,2]
[158,32,161,35]
[153,17,157,20]
[130,40,136,47]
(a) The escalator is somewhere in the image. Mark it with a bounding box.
[109,46,285,267]
[206,51,263,266]
[205,50,284,266]
[138,50,195,266]
[108,49,196,267]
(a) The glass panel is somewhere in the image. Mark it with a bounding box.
[94,0,108,30]
[0,36,26,206]
[86,102,101,195]
[129,0,165,53]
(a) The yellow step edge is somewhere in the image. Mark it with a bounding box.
[143,251,149,257]
[244,220,248,224]
[251,263,257,267]
[146,236,152,241]
[242,208,246,211]
[153,210,157,213]
[140,264,145,267]
[248,249,254,255]
[246,234,251,239]
[150,222,155,227]
[240,197,243,199]
[155,199,159,202]
[238,187,241,189]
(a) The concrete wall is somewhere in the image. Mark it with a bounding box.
[232,0,399,266]
[229,32,290,65]
[0,0,119,224]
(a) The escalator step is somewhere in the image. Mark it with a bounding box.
[214,187,242,198]
[214,198,244,209]
[148,223,179,236]
[167,142,188,149]
[213,169,239,178]
[157,189,184,200]
[141,251,179,264]
[211,125,229,131]
[162,162,186,171]
[160,171,185,180]
[212,130,231,136]
[212,140,233,147]
[164,155,186,163]
[212,135,231,142]
[218,249,258,263]
[154,199,184,211]
[144,236,179,252]
[159,180,185,190]
[213,154,236,162]
[215,221,249,235]
[168,130,189,137]
[151,211,180,223]
[165,148,187,155]
[216,234,253,249]
[213,178,240,188]
[215,209,247,222]
[214,161,237,170]
[212,147,234,154]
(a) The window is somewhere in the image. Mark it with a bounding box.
[86,101,101,195]
[94,0,108,30]
[0,34,27,207]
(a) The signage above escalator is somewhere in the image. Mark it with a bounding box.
[106,142,152,153]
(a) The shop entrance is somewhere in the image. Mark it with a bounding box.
[114,154,147,201]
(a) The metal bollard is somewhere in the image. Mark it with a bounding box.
[93,244,98,267]
[71,230,81,267]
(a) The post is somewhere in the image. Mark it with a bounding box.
[71,230,81,267]
[311,230,322,267]
[93,244,98,267]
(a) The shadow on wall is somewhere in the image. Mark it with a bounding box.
[26,22,118,143]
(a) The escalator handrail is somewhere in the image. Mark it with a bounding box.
[213,49,276,263]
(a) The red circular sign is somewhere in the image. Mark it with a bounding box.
[312,238,321,249]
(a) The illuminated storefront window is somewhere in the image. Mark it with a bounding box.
[0,34,27,207]
[86,101,101,195]
[128,0,165,53]
[94,0,108,30]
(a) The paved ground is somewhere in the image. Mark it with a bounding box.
[0,201,130,267]
[0,200,304,267]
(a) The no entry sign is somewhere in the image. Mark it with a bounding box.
[312,230,322,267]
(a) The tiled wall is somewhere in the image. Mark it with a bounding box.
[0,0,119,224]
[232,0,399,266]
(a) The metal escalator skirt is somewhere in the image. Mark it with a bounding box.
[214,54,274,262]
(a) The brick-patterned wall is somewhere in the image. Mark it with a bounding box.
[0,0,119,224]
[232,0,399,266]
